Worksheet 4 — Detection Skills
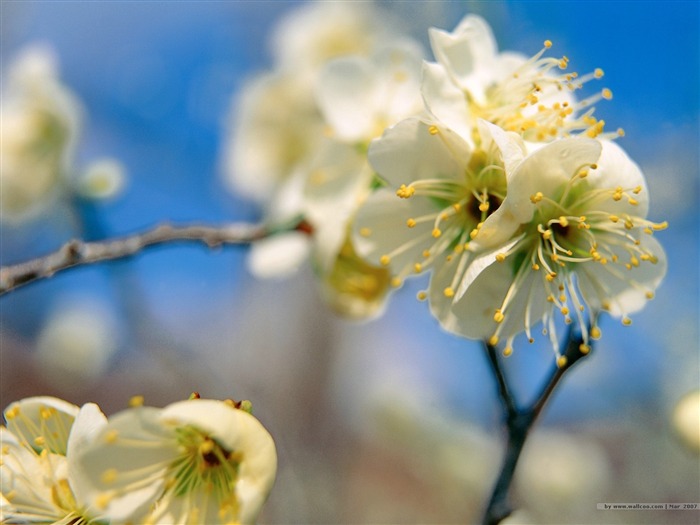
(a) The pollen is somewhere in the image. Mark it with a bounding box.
[104,430,119,444]
[417,291,427,301]
[495,253,506,262]
[579,344,591,355]
[544,39,553,48]
[602,88,613,100]
[590,326,602,339]
[428,125,440,135]
[503,347,513,357]
[479,201,490,212]
[359,227,372,237]
[494,310,505,323]
[556,355,568,368]
[391,277,402,288]
[594,68,604,78]
[101,468,118,484]
[414,263,422,273]
[396,184,415,198]
[530,192,544,203]
[432,228,442,238]
[406,218,416,228]
[488,335,499,346]
[128,395,144,408]
[622,317,633,326]
[444,287,455,298]
[379,255,390,266]
[645,291,655,300]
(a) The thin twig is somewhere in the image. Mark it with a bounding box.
[0,221,287,296]
[481,327,590,525]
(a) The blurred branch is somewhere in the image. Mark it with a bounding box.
[0,220,308,296]
[481,328,590,525]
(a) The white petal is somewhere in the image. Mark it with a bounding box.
[368,117,470,188]
[576,234,667,317]
[159,399,277,524]
[428,15,498,104]
[70,407,174,523]
[352,188,438,275]
[247,232,312,279]
[421,61,473,141]
[316,56,380,141]
[3,396,79,455]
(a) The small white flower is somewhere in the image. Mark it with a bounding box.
[423,14,617,145]
[443,137,667,357]
[71,398,277,525]
[1,396,108,524]
[353,117,524,310]
[672,390,700,453]
[0,46,82,222]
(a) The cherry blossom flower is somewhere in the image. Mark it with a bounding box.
[70,398,277,525]
[1,396,107,524]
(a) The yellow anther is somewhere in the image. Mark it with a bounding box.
[479,201,490,212]
[624,219,634,229]
[633,185,642,194]
[560,307,569,316]
[432,228,442,238]
[101,469,118,484]
[414,263,422,273]
[199,439,215,455]
[417,291,427,301]
[546,272,556,282]
[406,218,416,228]
[128,395,144,408]
[544,39,553,48]
[622,317,632,326]
[594,68,604,78]
[579,344,591,355]
[628,197,638,206]
[104,430,119,444]
[359,227,372,237]
[559,294,567,302]
[396,184,415,198]
[503,347,513,357]
[532,263,540,271]
[5,407,19,419]
[645,291,655,300]
[39,407,53,420]
[452,202,461,212]
[547,294,555,303]
[470,228,480,239]
[590,326,602,339]
[488,335,499,346]
[578,169,588,178]
[530,192,544,203]
[630,256,639,267]
[391,277,402,288]
[96,493,113,510]
[542,229,552,240]
[422,249,431,258]
[34,436,46,447]
[443,287,455,298]
[602,88,613,100]
[609,215,619,223]
[379,255,390,266]
[556,355,568,368]
[558,216,569,227]
[495,253,506,262]
[428,125,439,135]
[494,310,505,323]
[617,128,625,137]
[652,221,669,231]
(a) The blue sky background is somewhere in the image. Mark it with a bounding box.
[1,2,698,522]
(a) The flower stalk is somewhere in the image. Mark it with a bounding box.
[482,326,590,525]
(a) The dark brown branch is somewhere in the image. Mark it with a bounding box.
[482,328,590,525]
[0,221,285,296]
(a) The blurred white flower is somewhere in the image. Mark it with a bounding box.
[270,1,394,81]
[423,14,618,145]
[74,158,127,200]
[1,396,107,524]
[71,398,277,525]
[672,390,700,453]
[445,138,667,357]
[0,45,81,222]
[515,431,611,522]
[35,296,120,389]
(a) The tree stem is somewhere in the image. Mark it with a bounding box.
[481,328,590,525]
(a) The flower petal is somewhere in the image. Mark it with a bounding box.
[3,396,79,455]
[421,61,473,141]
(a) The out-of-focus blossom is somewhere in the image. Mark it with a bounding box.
[0,396,108,524]
[514,431,611,522]
[34,296,120,389]
[444,138,667,357]
[223,2,425,318]
[672,390,700,453]
[423,14,618,145]
[74,159,127,201]
[0,46,81,222]
[71,398,277,525]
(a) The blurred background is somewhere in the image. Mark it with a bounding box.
[1,1,698,523]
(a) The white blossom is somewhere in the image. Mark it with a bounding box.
[70,398,277,525]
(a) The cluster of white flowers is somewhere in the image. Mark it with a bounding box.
[1,395,277,524]
[223,2,426,318]
[1,46,125,223]
[228,7,667,360]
